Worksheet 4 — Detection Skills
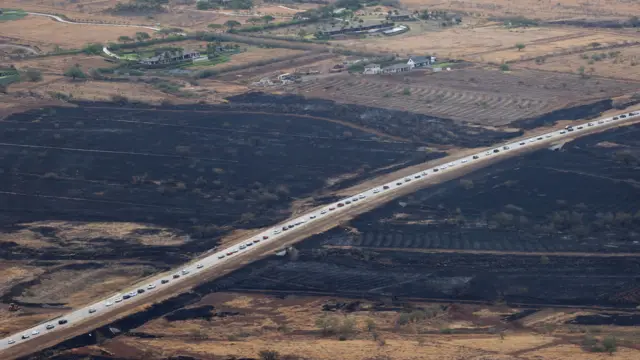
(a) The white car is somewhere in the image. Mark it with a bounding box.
[129,291,137,297]
[373,189,380,193]
[105,301,113,307]
[115,297,123,303]
[32,330,39,336]
[147,284,156,290]
[8,339,15,344]
[439,166,447,170]
[273,229,281,235]
[181,269,190,275]
[461,159,468,163]
[196,264,204,269]
[321,210,327,214]
[218,254,226,259]
[239,245,246,250]
[359,194,365,199]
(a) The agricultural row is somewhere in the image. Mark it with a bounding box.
[291,68,639,126]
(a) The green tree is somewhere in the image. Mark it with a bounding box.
[64,65,86,80]
[500,63,510,71]
[578,65,586,77]
[297,29,308,39]
[208,23,223,29]
[515,43,526,51]
[261,15,275,24]
[224,20,241,30]
[82,43,103,55]
[117,35,133,43]
[135,32,150,41]
[247,17,262,25]
[602,336,617,355]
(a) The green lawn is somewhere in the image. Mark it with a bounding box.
[432,62,455,68]
[0,9,28,21]
[180,55,230,68]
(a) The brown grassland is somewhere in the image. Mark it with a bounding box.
[400,0,640,20]
[58,292,640,360]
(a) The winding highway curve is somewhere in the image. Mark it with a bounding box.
[1,110,639,358]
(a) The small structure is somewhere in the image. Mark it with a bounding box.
[387,12,416,21]
[329,64,346,73]
[139,49,200,65]
[382,63,411,74]
[382,25,409,36]
[363,63,381,75]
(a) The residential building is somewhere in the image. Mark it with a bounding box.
[363,63,381,75]
[387,13,416,21]
[382,63,411,73]
[139,49,200,65]
[407,55,431,68]
[382,25,409,36]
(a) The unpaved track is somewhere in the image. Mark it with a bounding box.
[2,114,640,360]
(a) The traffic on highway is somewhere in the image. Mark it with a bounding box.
[1,110,638,352]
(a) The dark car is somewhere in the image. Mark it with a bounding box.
[383,185,390,190]
[396,182,402,185]
[58,319,68,325]
[620,114,627,118]
[473,155,479,159]
[493,149,500,153]
[433,168,439,172]
[137,289,145,294]
[161,279,169,284]
[173,274,180,279]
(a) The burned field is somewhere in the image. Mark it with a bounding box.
[289,68,640,126]
[198,124,640,308]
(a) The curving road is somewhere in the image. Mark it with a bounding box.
[0,44,39,55]
[0,110,639,354]
[26,12,160,31]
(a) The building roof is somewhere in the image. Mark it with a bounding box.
[383,63,411,70]
[409,56,429,63]
[364,63,380,68]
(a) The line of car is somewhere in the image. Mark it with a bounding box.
[2,110,638,349]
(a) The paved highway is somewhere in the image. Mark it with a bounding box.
[1,110,638,351]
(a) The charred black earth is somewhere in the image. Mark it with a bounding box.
[205,123,640,308]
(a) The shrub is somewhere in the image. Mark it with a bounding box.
[23,68,42,82]
[259,350,280,360]
[83,43,103,55]
[500,63,510,71]
[63,65,86,80]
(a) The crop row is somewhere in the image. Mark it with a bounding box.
[295,78,551,124]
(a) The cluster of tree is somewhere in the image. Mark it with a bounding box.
[197,0,253,10]
[205,42,240,57]
[498,15,539,28]
[582,335,617,355]
[110,0,169,13]
[417,9,462,25]
[315,315,357,339]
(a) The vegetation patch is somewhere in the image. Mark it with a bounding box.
[0,9,27,21]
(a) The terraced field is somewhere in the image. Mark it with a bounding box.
[291,68,640,125]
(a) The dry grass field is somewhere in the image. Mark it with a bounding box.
[0,16,138,51]
[514,45,640,81]
[401,0,640,20]
[60,292,640,360]
[337,25,639,63]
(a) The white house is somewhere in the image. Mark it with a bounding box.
[407,55,430,68]
[382,63,411,73]
[363,63,381,75]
